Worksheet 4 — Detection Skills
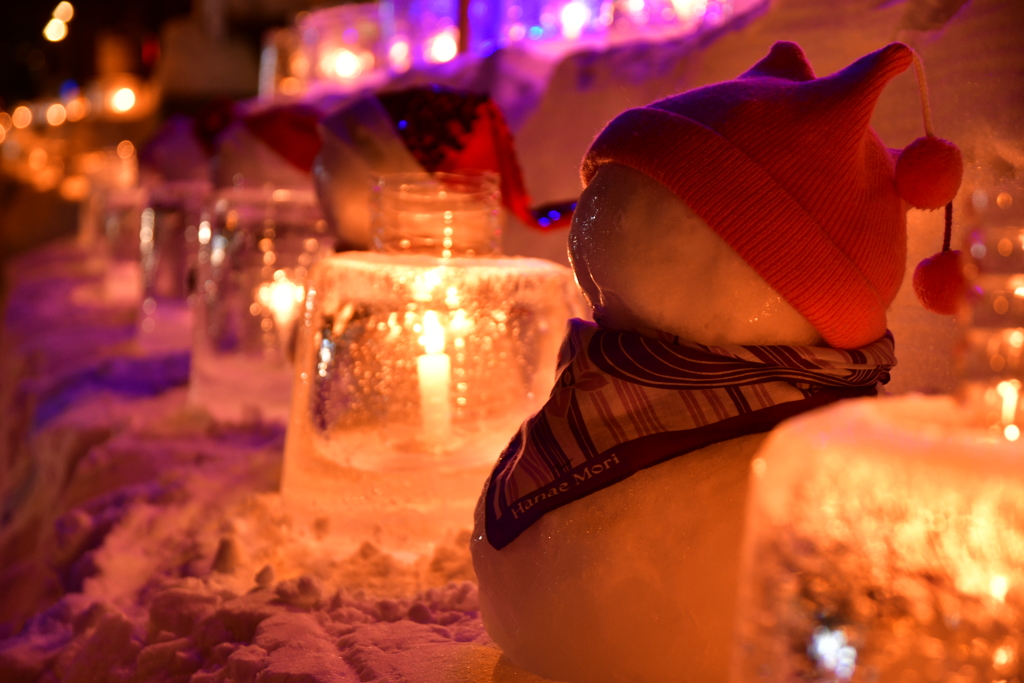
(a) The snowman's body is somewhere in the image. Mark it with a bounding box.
[471,164,825,683]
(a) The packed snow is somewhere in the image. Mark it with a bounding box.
[0,241,560,683]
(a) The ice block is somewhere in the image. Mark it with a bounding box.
[281,251,584,556]
[732,395,1024,683]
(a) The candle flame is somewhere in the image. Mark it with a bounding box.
[991,574,1009,602]
[258,273,305,327]
[450,308,473,335]
[420,311,446,354]
[997,380,1020,427]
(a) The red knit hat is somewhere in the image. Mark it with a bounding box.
[582,42,961,350]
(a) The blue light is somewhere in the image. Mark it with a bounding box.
[538,216,551,227]
[398,120,408,130]
[548,210,560,220]
[528,26,543,39]
[59,80,79,99]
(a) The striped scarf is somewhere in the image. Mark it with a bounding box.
[484,318,896,550]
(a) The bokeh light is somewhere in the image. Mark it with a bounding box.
[424,28,458,64]
[43,18,68,42]
[388,39,411,72]
[46,103,66,126]
[332,49,363,79]
[12,106,32,129]
[65,98,88,122]
[52,1,74,22]
[560,2,591,39]
[110,88,137,113]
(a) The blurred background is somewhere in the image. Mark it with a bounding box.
[0,0,1022,397]
[0,0,317,290]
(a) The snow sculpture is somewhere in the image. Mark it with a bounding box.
[281,172,583,555]
[472,41,961,682]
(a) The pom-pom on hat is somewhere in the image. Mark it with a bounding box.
[582,42,962,349]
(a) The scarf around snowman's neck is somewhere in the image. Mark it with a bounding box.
[484,318,896,550]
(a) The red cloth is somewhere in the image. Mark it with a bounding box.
[435,99,546,230]
[582,42,915,350]
[378,87,571,230]
[243,105,323,173]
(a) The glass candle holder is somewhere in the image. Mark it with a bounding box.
[281,175,584,554]
[189,187,334,423]
[371,171,501,257]
[958,186,1024,442]
[731,395,1024,683]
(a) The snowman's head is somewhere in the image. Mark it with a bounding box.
[572,41,962,350]
[570,162,821,346]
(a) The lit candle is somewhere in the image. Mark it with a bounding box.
[417,310,452,444]
[257,270,306,355]
[263,271,305,328]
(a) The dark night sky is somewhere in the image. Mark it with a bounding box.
[0,0,211,110]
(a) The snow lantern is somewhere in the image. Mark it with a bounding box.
[378,0,461,70]
[281,171,584,554]
[731,395,1024,683]
[138,180,211,338]
[959,186,1024,441]
[500,0,609,44]
[190,186,334,423]
[78,145,139,253]
[295,5,388,93]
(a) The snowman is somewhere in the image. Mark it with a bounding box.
[471,42,962,683]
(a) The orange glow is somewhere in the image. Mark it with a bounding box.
[59,175,89,201]
[257,271,305,327]
[110,87,136,113]
[12,106,32,129]
[117,140,135,159]
[43,18,67,42]
[419,310,446,354]
[53,2,74,22]
[28,148,48,171]
[279,77,301,96]
[46,103,66,126]
[65,98,87,122]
